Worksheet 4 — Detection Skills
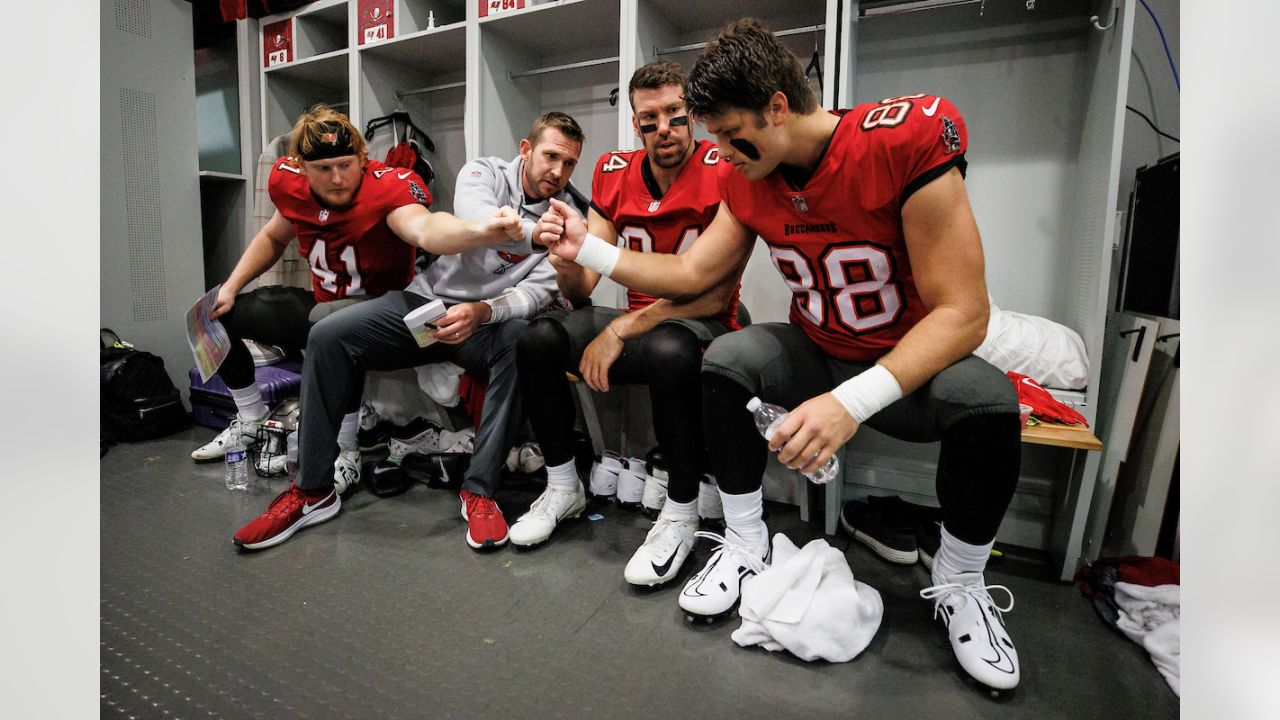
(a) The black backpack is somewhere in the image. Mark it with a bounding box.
[100,329,191,442]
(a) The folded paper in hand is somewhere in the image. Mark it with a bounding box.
[403,299,447,348]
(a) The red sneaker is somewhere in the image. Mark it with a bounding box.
[460,490,509,550]
[233,483,340,551]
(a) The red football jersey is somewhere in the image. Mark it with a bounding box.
[718,95,969,361]
[268,158,426,302]
[591,140,740,329]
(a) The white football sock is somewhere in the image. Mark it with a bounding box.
[720,488,768,555]
[932,524,994,586]
[229,385,268,422]
[545,460,579,492]
[660,497,698,523]
[337,412,360,451]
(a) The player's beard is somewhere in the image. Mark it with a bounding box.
[649,136,691,169]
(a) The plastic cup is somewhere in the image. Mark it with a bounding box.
[1019,403,1033,426]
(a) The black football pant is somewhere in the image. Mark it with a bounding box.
[516,307,730,505]
[700,322,1022,546]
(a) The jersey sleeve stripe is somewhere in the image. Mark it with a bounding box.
[899,154,967,209]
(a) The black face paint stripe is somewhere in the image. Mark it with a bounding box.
[638,115,689,134]
[730,138,761,161]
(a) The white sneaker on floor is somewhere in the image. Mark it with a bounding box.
[624,514,698,586]
[334,449,362,495]
[387,420,443,462]
[588,452,623,498]
[920,572,1020,691]
[616,458,646,510]
[641,464,669,518]
[678,530,770,621]
[508,482,587,546]
[191,414,266,461]
[697,475,723,527]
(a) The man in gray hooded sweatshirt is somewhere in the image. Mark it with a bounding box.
[232,112,588,554]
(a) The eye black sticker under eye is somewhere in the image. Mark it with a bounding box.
[669,115,689,127]
[639,123,658,134]
[730,138,761,161]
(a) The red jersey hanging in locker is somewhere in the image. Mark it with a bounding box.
[718,95,969,362]
[358,0,394,45]
[478,0,525,19]
[591,139,740,328]
[268,159,427,302]
[262,18,292,67]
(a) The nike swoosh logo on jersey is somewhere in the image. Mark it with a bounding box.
[301,491,335,515]
[922,97,941,116]
[397,171,411,180]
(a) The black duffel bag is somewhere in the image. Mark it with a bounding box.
[101,328,191,442]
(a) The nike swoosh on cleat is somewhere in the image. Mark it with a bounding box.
[650,548,680,578]
[978,608,1017,674]
[922,97,941,116]
[682,555,722,597]
[301,492,334,515]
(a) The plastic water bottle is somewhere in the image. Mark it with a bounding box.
[286,430,299,484]
[746,397,840,485]
[225,432,250,490]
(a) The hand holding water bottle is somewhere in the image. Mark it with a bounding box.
[747,393,855,484]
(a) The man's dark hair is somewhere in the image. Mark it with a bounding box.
[527,111,585,146]
[628,60,687,110]
[685,18,818,119]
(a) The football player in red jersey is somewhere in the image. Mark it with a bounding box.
[510,63,742,585]
[191,105,522,482]
[540,20,1024,692]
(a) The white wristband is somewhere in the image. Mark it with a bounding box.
[574,232,620,277]
[832,364,903,424]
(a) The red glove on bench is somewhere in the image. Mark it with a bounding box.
[1007,372,1088,426]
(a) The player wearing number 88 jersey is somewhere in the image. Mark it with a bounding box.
[719,97,966,361]
[540,20,1025,691]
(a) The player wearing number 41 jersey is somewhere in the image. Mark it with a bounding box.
[514,62,742,584]
[268,155,422,302]
[192,105,522,496]
[541,20,1024,694]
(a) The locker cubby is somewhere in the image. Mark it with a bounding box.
[476,0,623,167]
[398,0,468,34]
[360,24,469,212]
[849,1,1110,404]
[293,1,351,59]
[263,52,351,143]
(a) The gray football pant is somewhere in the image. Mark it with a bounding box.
[296,290,527,498]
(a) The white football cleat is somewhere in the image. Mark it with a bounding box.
[624,514,698,587]
[508,481,587,547]
[678,530,770,621]
[615,457,646,510]
[641,463,669,518]
[588,451,623,499]
[191,414,265,461]
[920,572,1020,691]
[333,448,362,495]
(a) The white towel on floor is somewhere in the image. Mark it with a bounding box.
[1114,581,1180,696]
[732,533,882,663]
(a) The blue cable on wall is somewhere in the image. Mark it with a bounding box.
[1138,0,1179,90]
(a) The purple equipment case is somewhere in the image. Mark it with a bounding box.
[188,361,302,430]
